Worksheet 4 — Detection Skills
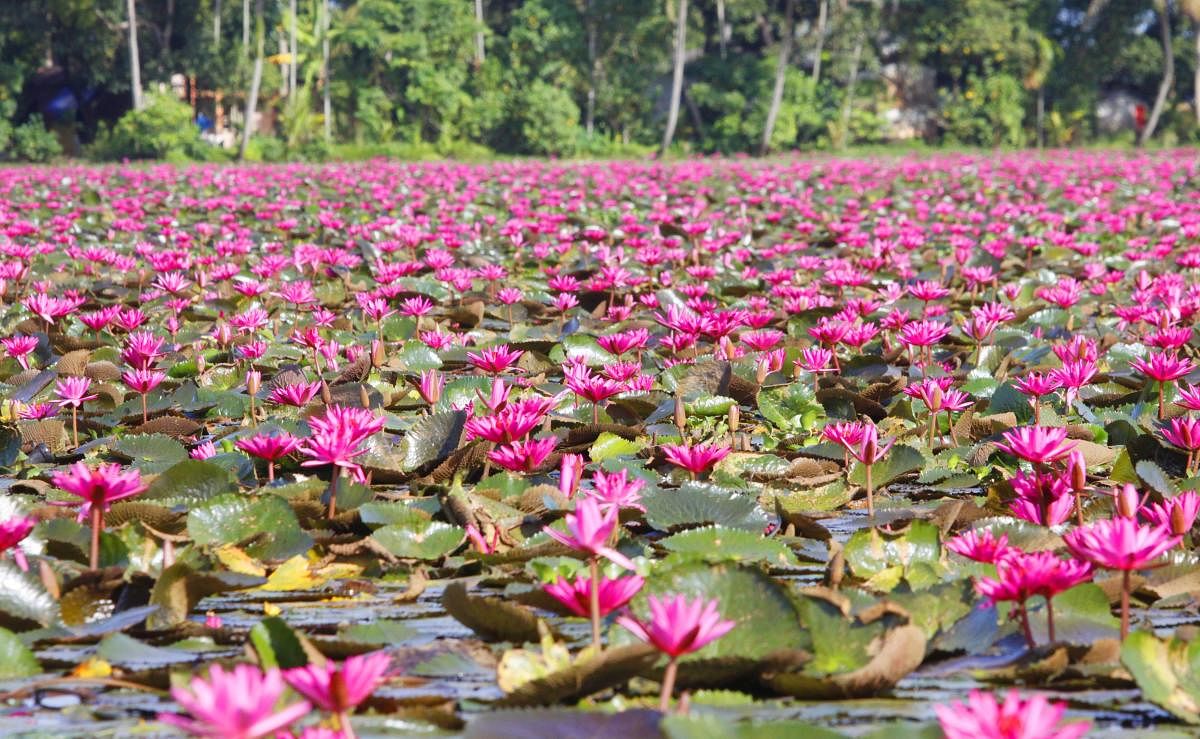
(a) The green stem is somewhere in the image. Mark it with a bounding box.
[89,505,103,571]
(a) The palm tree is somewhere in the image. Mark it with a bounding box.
[659,0,688,156]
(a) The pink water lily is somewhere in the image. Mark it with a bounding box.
[617,594,736,711]
[158,663,310,739]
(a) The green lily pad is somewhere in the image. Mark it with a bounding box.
[843,519,942,591]
[142,459,237,507]
[589,432,646,462]
[372,520,463,560]
[633,562,809,664]
[642,483,769,533]
[1121,630,1200,724]
[0,627,39,678]
[396,410,467,471]
[110,434,188,473]
[685,394,736,417]
[659,526,799,567]
[250,616,309,669]
[187,493,312,561]
[848,444,926,487]
[95,632,197,669]
[0,560,59,630]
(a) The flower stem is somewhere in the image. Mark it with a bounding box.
[865,463,874,519]
[327,470,339,519]
[140,393,148,425]
[1120,569,1131,640]
[659,657,679,713]
[267,460,275,483]
[1159,383,1166,420]
[1046,596,1056,643]
[71,408,78,448]
[89,505,103,571]
[589,557,602,652]
[334,711,356,739]
[1018,603,1034,648]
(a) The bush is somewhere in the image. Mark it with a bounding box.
[941,73,1027,147]
[89,92,203,160]
[4,116,61,162]
[512,81,581,156]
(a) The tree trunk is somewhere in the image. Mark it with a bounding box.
[1139,1,1174,146]
[1037,86,1045,149]
[163,0,175,69]
[239,0,265,159]
[474,0,486,66]
[717,0,726,58]
[812,0,828,85]
[585,0,596,136]
[322,0,332,142]
[289,0,297,96]
[242,0,250,50]
[660,0,688,156]
[839,33,864,150]
[213,0,221,48]
[759,0,795,155]
[126,0,143,111]
[1194,18,1199,123]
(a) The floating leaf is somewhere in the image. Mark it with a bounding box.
[443,582,548,643]
[110,434,188,473]
[1121,630,1200,724]
[372,520,463,560]
[0,627,39,678]
[642,483,769,533]
[188,494,312,561]
[659,526,799,567]
[143,459,237,507]
[589,431,646,462]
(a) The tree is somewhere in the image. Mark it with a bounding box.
[1139,0,1174,144]
[240,0,265,158]
[660,0,688,155]
[127,0,143,110]
[759,0,795,154]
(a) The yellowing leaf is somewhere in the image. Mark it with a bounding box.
[215,546,267,577]
[263,602,282,616]
[72,657,112,679]
[259,556,363,592]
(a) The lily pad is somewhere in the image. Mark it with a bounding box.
[187,493,312,561]
[642,483,769,533]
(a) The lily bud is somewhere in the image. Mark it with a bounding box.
[245,369,261,396]
[1068,450,1087,492]
[371,339,385,368]
[559,453,584,499]
[360,384,371,408]
[320,380,333,405]
[674,395,687,433]
[1115,483,1140,518]
[1171,504,1190,536]
[728,404,740,433]
[196,353,206,376]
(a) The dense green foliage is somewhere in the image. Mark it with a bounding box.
[0,0,1198,160]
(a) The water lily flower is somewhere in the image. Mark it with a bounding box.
[617,594,736,712]
[284,652,392,738]
[661,441,730,479]
[935,689,1090,739]
[51,462,147,570]
[1133,351,1196,419]
[996,426,1076,466]
[158,663,310,739]
[1064,517,1182,639]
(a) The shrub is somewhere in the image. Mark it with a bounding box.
[512,81,581,157]
[5,116,61,162]
[89,92,203,160]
